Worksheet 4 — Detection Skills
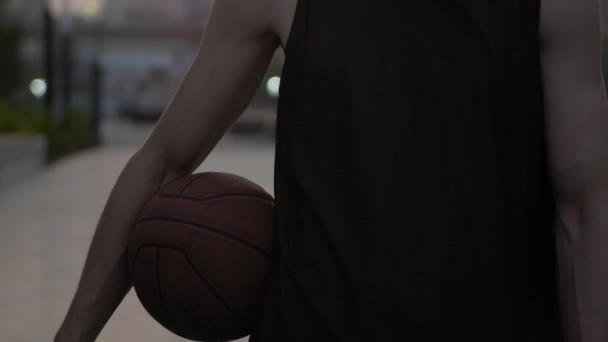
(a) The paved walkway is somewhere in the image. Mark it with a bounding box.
[0,117,275,341]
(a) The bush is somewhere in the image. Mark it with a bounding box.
[0,100,93,162]
[0,102,47,134]
[46,108,92,161]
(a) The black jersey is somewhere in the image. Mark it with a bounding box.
[250,0,564,341]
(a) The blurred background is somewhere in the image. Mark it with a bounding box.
[0,1,277,341]
[0,0,281,159]
[0,1,607,341]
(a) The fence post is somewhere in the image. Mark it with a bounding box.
[90,60,102,146]
[43,5,55,118]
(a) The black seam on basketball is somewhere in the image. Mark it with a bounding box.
[177,301,214,338]
[142,243,248,326]
[158,192,274,204]
[181,301,228,340]
[135,216,272,258]
[197,313,221,341]
[180,302,200,330]
[178,173,208,195]
[131,245,146,275]
[155,247,174,328]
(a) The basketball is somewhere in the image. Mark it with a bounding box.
[127,171,275,341]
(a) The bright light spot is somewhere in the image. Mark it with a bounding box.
[84,0,101,18]
[29,78,47,98]
[266,76,281,97]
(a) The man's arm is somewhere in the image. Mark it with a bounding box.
[55,0,281,340]
[539,0,608,341]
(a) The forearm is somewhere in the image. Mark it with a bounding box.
[556,189,608,342]
[56,149,169,341]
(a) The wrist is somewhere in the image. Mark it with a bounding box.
[55,316,96,342]
[54,326,86,342]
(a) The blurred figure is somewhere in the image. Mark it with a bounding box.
[56,1,608,342]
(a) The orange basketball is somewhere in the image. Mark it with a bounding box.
[127,171,275,341]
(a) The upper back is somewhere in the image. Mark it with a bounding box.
[276,0,543,108]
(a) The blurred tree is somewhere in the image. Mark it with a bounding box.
[0,2,22,99]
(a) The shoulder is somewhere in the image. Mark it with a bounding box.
[538,0,601,50]
[206,0,287,42]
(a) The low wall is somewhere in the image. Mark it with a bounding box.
[0,133,47,189]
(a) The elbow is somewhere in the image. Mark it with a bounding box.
[552,166,585,232]
[552,159,608,238]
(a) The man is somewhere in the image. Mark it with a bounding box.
[56,0,608,341]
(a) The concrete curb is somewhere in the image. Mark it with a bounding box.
[0,133,47,189]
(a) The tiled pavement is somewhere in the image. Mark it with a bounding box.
[0,116,276,341]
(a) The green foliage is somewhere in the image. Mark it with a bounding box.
[0,100,93,162]
[46,109,92,161]
[0,101,11,132]
[0,102,47,134]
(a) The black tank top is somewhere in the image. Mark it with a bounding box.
[250,1,564,341]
